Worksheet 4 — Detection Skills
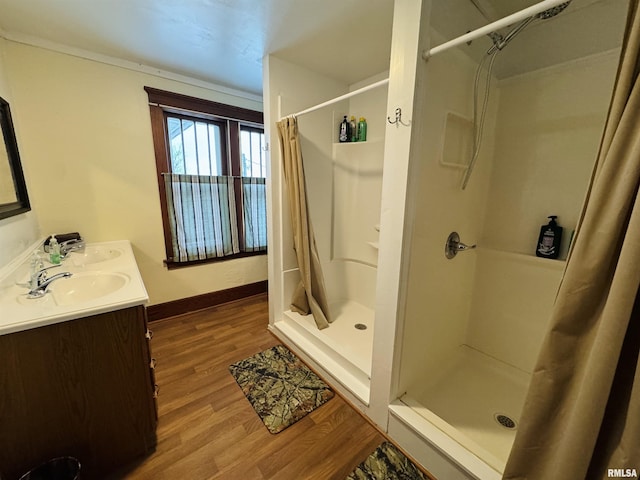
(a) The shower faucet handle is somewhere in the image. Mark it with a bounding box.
[445,232,476,259]
[457,241,477,251]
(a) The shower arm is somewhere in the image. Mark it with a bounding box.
[486,16,536,55]
[422,0,571,60]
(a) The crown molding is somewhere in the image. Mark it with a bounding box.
[0,30,263,104]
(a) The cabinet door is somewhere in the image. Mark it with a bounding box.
[0,306,157,479]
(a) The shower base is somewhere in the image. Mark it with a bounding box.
[397,345,530,477]
[271,299,374,404]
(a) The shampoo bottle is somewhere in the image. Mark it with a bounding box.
[536,216,563,259]
[339,115,350,143]
[349,116,357,142]
[49,235,61,265]
[357,117,367,142]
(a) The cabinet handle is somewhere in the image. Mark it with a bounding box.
[145,329,154,340]
[153,384,159,398]
[150,358,157,369]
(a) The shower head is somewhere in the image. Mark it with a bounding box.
[536,1,572,20]
[486,1,572,54]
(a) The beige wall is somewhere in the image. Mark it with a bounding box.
[3,41,267,305]
[0,38,40,266]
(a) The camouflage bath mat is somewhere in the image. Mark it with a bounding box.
[228,344,334,434]
[346,441,430,480]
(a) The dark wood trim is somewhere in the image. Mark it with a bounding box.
[145,87,265,265]
[144,86,263,124]
[148,104,175,264]
[146,280,268,321]
[228,121,246,249]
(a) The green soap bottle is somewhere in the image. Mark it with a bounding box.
[357,117,367,142]
[49,235,61,264]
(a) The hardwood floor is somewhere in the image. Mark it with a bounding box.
[113,294,387,480]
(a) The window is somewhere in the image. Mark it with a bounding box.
[166,115,226,176]
[145,87,267,267]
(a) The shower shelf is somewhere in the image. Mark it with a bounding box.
[440,111,473,169]
[332,138,382,147]
[479,248,566,269]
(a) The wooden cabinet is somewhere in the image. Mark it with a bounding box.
[0,305,157,479]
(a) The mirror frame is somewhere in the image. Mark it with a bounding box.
[0,96,30,220]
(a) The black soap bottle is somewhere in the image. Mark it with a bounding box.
[536,215,563,259]
[338,115,350,143]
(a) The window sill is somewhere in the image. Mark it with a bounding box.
[164,250,267,270]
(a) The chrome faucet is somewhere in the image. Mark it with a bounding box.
[60,239,85,258]
[26,264,73,298]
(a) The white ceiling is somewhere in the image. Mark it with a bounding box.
[431,0,628,79]
[0,0,628,97]
[0,0,394,97]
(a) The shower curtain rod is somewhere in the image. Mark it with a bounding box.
[279,0,569,119]
[279,78,389,120]
[423,0,572,60]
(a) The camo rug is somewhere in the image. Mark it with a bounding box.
[228,344,334,434]
[346,441,430,480]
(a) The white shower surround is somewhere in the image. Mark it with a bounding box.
[269,66,387,404]
[266,1,622,479]
[394,34,619,480]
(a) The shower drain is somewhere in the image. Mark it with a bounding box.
[494,413,517,430]
[354,323,368,330]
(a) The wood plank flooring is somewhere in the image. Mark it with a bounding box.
[112,294,387,480]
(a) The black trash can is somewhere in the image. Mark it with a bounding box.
[19,457,80,480]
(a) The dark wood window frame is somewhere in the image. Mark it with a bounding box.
[145,87,266,269]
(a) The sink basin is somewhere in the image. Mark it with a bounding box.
[69,246,123,266]
[49,272,129,306]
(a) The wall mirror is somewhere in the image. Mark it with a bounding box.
[0,96,30,220]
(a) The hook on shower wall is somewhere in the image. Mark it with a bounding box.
[387,108,411,127]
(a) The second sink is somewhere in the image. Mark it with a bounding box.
[68,246,123,266]
[49,272,130,306]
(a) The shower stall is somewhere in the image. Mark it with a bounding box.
[390,0,628,477]
[266,0,628,478]
[266,51,391,404]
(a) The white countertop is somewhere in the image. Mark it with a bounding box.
[0,240,149,336]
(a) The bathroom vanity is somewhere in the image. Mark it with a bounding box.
[0,240,156,479]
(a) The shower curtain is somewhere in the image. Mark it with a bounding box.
[504,1,640,478]
[276,116,332,330]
